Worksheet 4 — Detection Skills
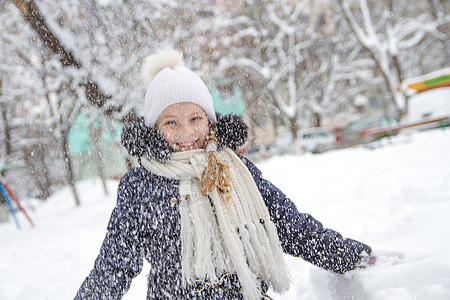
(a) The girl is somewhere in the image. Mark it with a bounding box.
[75,49,374,300]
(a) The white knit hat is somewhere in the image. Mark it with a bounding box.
[141,48,217,127]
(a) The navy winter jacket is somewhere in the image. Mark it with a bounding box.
[75,156,371,299]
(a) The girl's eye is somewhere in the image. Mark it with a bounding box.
[165,120,177,126]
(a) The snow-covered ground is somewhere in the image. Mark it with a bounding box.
[1,129,449,300]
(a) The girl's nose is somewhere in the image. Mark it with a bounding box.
[177,123,196,140]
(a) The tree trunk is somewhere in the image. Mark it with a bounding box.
[23,145,52,200]
[289,115,298,140]
[311,112,321,128]
[61,130,81,206]
[289,115,304,154]
[0,108,12,177]
[0,81,11,161]
[89,124,108,195]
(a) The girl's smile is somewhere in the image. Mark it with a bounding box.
[175,139,201,151]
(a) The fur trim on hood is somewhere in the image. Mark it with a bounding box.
[121,115,248,162]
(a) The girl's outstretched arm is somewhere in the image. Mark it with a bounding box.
[75,171,145,299]
[241,156,372,274]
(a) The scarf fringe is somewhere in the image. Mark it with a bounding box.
[180,180,230,284]
[239,220,291,294]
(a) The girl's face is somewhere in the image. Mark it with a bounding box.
[156,102,210,152]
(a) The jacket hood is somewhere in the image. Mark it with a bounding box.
[121,114,248,162]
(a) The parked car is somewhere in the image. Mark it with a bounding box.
[337,116,398,147]
[273,128,337,155]
[298,128,337,153]
[245,144,276,160]
[273,131,303,155]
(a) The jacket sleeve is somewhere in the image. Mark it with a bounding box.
[75,171,145,299]
[241,156,372,274]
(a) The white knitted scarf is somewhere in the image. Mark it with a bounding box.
[141,148,290,299]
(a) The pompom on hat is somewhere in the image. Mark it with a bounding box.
[141,48,217,127]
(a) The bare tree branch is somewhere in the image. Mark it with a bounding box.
[12,0,135,122]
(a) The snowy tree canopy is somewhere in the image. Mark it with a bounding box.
[1,0,448,199]
[337,0,450,116]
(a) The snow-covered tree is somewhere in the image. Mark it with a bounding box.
[193,0,336,142]
[3,0,448,193]
[1,2,57,199]
[336,0,450,118]
[2,2,87,203]
[38,52,85,205]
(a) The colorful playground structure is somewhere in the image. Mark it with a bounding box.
[0,176,34,229]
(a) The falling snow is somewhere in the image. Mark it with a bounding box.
[1,129,449,299]
[1,1,449,299]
